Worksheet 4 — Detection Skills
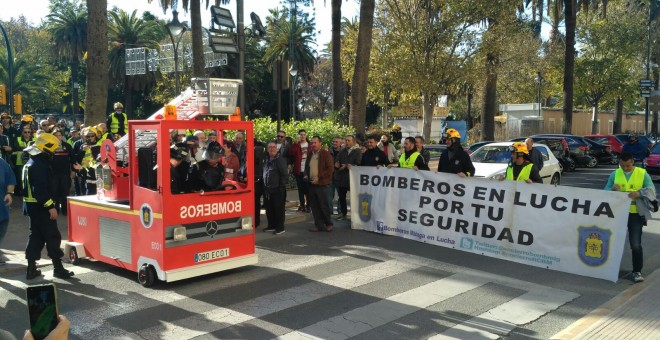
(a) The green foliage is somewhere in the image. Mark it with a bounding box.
[263,5,317,74]
[251,117,354,148]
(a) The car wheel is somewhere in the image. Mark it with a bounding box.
[138,264,157,287]
[586,156,598,168]
[610,153,619,165]
[550,173,560,185]
[566,158,576,172]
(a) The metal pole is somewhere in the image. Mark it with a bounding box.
[537,72,543,117]
[277,59,282,132]
[238,0,245,119]
[645,4,652,135]
[173,39,180,95]
[0,22,14,115]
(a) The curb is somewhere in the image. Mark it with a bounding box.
[551,269,660,339]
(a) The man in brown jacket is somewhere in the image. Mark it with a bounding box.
[304,136,335,232]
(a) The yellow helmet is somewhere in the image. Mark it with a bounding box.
[445,128,461,139]
[22,114,33,122]
[26,133,59,155]
[392,124,400,130]
[511,142,529,155]
[114,102,123,109]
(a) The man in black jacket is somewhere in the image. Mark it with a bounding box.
[50,128,73,215]
[525,137,544,171]
[361,135,389,167]
[437,128,475,177]
[262,142,288,235]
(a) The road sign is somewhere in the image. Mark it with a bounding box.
[640,79,656,88]
[641,89,651,97]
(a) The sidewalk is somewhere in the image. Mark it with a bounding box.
[0,189,313,275]
[552,269,660,339]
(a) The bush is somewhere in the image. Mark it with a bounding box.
[251,117,355,148]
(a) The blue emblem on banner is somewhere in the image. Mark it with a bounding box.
[376,220,384,232]
[358,193,372,222]
[578,226,611,266]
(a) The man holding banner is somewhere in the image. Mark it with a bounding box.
[605,152,655,283]
[387,137,428,171]
[437,128,474,177]
[503,142,542,184]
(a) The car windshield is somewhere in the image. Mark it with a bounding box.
[470,146,511,163]
[651,143,660,154]
[589,137,610,145]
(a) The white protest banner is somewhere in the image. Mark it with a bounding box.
[350,167,631,282]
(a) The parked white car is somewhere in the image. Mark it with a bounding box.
[470,142,561,185]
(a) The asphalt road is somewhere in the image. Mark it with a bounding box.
[2,164,660,339]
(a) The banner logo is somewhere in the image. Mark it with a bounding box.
[358,193,372,222]
[578,226,611,266]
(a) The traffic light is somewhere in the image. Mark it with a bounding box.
[0,85,6,105]
[13,93,22,114]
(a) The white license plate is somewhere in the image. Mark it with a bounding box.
[194,248,230,263]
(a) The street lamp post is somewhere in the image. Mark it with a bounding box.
[289,65,298,121]
[165,11,186,95]
[536,71,543,117]
[0,22,14,115]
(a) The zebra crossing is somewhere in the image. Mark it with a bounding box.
[0,244,580,339]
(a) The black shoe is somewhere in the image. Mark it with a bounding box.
[274,230,286,235]
[263,227,276,232]
[26,267,42,280]
[53,268,75,279]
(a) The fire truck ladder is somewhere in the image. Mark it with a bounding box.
[113,89,202,163]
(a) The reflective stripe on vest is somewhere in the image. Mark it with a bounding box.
[614,167,645,213]
[505,163,533,182]
[109,113,127,134]
[399,152,420,169]
[14,138,29,166]
[22,163,37,203]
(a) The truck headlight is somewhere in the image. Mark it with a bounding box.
[173,226,187,241]
[241,216,253,230]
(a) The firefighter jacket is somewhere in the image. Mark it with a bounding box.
[22,153,56,213]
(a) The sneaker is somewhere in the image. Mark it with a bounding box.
[263,227,276,232]
[274,230,286,235]
[632,272,644,283]
[297,206,305,212]
[335,214,345,221]
[305,206,312,213]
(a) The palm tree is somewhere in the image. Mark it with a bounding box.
[263,8,317,75]
[0,51,50,112]
[349,0,375,133]
[85,0,109,125]
[108,9,164,117]
[47,2,87,118]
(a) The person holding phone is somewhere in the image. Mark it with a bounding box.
[22,134,74,280]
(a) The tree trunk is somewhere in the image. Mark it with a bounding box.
[614,97,623,134]
[562,0,576,134]
[482,52,498,142]
[591,101,599,134]
[84,0,109,125]
[191,0,205,77]
[331,0,343,112]
[551,0,560,44]
[349,0,376,134]
[422,93,433,141]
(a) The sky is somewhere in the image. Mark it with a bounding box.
[0,0,361,52]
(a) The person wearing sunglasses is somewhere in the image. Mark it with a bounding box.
[500,142,542,184]
[274,130,290,160]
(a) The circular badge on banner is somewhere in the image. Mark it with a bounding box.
[140,203,154,229]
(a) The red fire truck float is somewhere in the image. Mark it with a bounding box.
[64,78,257,287]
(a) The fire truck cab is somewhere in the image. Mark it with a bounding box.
[65,79,257,287]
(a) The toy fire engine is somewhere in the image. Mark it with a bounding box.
[65,79,257,287]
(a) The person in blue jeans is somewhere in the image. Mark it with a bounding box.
[604,152,655,283]
[0,157,16,264]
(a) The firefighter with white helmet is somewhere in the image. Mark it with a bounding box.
[107,101,128,138]
[437,128,475,177]
[23,133,75,279]
[503,142,542,183]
